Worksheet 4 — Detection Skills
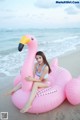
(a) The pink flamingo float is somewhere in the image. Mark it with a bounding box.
[11,35,80,114]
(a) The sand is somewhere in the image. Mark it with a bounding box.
[0,49,80,120]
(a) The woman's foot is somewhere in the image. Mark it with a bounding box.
[20,104,32,113]
[4,90,14,96]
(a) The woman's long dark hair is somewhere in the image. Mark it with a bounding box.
[35,51,51,73]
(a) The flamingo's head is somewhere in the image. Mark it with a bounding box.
[18,35,37,51]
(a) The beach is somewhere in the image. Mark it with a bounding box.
[0,0,80,118]
[58,47,80,78]
[0,49,80,120]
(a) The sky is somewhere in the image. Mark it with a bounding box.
[0,0,80,29]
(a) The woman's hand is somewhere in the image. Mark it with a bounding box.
[25,76,39,82]
[25,76,33,81]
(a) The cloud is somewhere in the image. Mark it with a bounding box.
[0,0,80,28]
[35,0,80,9]
[35,0,53,8]
[34,0,60,8]
[65,6,80,14]
[75,4,80,9]
[35,0,80,14]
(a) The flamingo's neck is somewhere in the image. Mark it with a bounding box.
[21,40,38,91]
[22,42,37,78]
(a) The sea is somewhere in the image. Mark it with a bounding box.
[0,28,80,77]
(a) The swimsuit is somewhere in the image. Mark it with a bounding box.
[35,64,50,86]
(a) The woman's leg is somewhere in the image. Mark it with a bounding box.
[20,82,48,113]
[5,83,22,96]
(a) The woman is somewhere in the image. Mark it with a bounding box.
[6,51,51,113]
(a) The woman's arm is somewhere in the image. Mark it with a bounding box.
[26,66,49,82]
[25,63,39,82]
[33,63,37,77]
[26,77,41,82]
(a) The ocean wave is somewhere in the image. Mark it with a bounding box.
[0,43,79,77]
[0,50,26,76]
[0,28,80,76]
[0,47,18,55]
[53,36,79,43]
[38,35,79,46]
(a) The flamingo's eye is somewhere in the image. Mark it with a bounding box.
[31,37,34,40]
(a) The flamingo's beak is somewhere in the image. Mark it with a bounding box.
[18,36,30,51]
[18,43,24,51]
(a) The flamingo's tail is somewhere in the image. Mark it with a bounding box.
[50,58,58,67]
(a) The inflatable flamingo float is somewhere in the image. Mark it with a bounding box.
[11,35,72,113]
[65,76,80,105]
